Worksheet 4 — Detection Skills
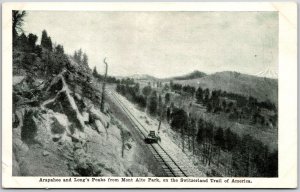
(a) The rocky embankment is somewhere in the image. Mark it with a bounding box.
[12,69,153,176]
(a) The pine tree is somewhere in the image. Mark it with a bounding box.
[204,88,210,102]
[170,80,174,90]
[47,36,53,51]
[55,44,64,54]
[82,53,88,66]
[215,128,225,148]
[41,30,52,51]
[73,50,78,62]
[196,87,203,103]
[93,66,98,77]
[18,33,29,52]
[41,30,47,49]
[148,91,158,116]
[142,86,152,97]
[165,93,170,105]
[166,107,171,122]
[196,119,204,144]
[12,11,26,44]
[215,127,225,166]
[27,33,38,52]
[77,49,83,64]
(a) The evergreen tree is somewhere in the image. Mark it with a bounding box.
[136,95,147,109]
[266,150,278,177]
[215,128,225,149]
[207,103,212,112]
[196,87,203,103]
[73,51,78,62]
[12,10,26,44]
[204,88,210,102]
[222,100,227,111]
[41,30,47,49]
[224,128,239,151]
[158,95,162,107]
[47,36,53,51]
[27,33,38,52]
[34,45,42,57]
[77,49,83,64]
[17,33,29,51]
[148,91,158,116]
[54,44,64,55]
[142,85,152,97]
[166,107,171,122]
[41,30,52,51]
[170,108,188,132]
[170,80,174,90]
[82,53,88,66]
[165,93,170,105]
[163,83,170,91]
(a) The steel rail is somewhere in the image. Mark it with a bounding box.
[106,88,188,177]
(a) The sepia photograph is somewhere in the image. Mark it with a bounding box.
[2,2,297,189]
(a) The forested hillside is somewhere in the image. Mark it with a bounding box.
[12,11,153,177]
[174,71,278,104]
[115,71,278,177]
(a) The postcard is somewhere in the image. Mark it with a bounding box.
[2,2,297,188]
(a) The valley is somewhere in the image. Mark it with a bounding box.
[114,70,278,177]
[11,10,278,178]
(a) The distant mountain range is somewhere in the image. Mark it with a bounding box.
[174,71,278,104]
[127,70,207,81]
[127,74,158,81]
[125,70,277,104]
[123,70,277,103]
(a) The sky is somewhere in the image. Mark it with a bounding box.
[23,11,278,78]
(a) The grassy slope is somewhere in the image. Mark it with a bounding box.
[174,71,278,104]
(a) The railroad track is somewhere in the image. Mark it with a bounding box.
[106,88,188,177]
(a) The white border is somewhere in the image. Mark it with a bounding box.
[2,2,298,188]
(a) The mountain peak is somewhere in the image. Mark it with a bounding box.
[171,70,207,80]
[129,74,158,80]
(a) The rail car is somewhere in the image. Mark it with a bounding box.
[145,130,160,144]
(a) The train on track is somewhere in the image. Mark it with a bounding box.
[145,130,161,144]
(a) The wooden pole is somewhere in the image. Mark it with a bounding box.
[100,58,108,112]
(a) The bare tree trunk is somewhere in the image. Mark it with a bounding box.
[202,144,206,164]
[100,58,108,112]
[193,119,198,156]
[192,131,195,155]
[208,144,212,166]
[230,153,233,177]
[204,140,208,164]
[121,140,125,158]
[208,126,215,166]
[157,104,164,134]
[188,129,192,151]
[217,148,221,167]
[181,126,185,152]
[247,150,251,176]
